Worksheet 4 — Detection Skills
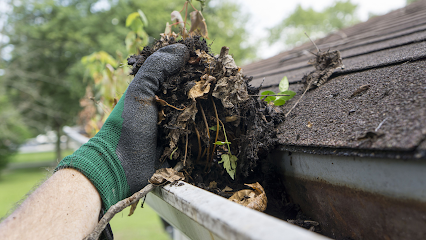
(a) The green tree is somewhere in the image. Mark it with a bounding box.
[2,0,254,162]
[3,0,129,161]
[203,0,255,64]
[269,0,359,48]
[406,0,420,4]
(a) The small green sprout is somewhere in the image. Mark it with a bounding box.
[170,147,178,160]
[215,121,238,180]
[260,76,296,106]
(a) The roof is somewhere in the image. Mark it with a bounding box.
[242,1,426,159]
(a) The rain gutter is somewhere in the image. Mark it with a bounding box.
[272,148,426,239]
[63,126,330,240]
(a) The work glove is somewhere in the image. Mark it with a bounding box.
[56,44,189,211]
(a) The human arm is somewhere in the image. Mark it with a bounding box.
[0,43,189,239]
[0,168,101,240]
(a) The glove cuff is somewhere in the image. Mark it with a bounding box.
[55,94,130,210]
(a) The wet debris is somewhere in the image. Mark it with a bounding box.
[228,182,267,212]
[149,168,185,185]
[128,35,281,183]
[302,50,344,91]
[287,219,320,232]
[349,84,370,98]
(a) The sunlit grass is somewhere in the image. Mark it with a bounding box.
[1,153,170,240]
[0,168,49,218]
[10,150,75,163]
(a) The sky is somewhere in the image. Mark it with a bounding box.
[233,0,406,59]
[0,0,407,62]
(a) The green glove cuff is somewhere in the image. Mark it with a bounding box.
[56,92,130,210]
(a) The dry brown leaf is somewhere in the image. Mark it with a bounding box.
[195,49,214,65]
[188,56,201,65]
[209,181,217,189]
[222,186,233,192]
[149,168,185,185]
[212,73,249,108]
[188,80,211,99]
[307,121,313,128]
[228,182,267,212]
[128,199,139,216]
[225,116,239,123]
[189,10,208,38]
[176,101,197,122]
[170,11,185,31]
[157,109,166,124]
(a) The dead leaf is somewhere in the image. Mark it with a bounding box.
[170,11,185,32]
[303,50,343,90]
[176,101,197,123]
[128,199,139,216]
[209,181,217,189]
[307,121,313,128]
[228,182,267,212]
[158,109,166,124]
[188,80,211,99]
[225,116,239,123]
[222,186,233,192]
[189,10,208,38]
[149,168,185,185]
[188,56,201,65]
[213,73,250,108]
[195,49,214,66]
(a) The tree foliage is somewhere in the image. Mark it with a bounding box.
[1,0,254,160]
[406,0,420,4]
[269,0,359,48]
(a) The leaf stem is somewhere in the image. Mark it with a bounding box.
[218,119,231,154]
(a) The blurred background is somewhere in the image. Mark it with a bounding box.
[0,0,412,239]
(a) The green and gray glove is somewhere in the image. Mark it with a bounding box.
[56,44,189,211]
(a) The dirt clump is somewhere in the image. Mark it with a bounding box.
[128,36,281,185]
[127,35,317,232]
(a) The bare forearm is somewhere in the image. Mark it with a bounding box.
[0,168,101,240]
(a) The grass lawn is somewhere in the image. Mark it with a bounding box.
[1,152,170,240]
[10,149,75,163]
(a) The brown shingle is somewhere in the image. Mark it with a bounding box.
[242,0,426,157]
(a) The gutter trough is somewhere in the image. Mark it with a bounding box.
[145,181,329,240]
[273,149,426,240]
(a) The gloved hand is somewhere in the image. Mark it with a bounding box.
[56,44,189,211]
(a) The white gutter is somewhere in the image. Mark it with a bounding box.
[63,126,89,145]
[63,126,330,240]
[146,181,330,240]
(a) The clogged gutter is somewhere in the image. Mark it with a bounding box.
[127,35,344,232]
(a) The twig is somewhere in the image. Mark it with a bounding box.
[84,184,155,240]
[305,32,319,53]
[193,122,202,163]
[155,96,186,111]
[84,163,184,240]
[198,102,210,164]
[285,82,311,118]
[179,1,186,13]
[183,1,188,37]
[198,102,210,139]
[375,117,388,132]
[188,0,198,11]
[90,97,111,115]
[218,119,231,154]
[206,98,220,171]
[184,132,188,166]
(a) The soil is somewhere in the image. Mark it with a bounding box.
[127,36,320,232]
